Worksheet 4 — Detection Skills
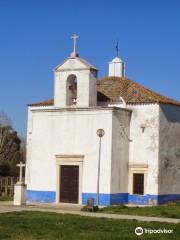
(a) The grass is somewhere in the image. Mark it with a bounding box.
[0,196,13,201]
[0,211,179,239]
[98,204,180,219]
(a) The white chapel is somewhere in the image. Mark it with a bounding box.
[25,35,180,205]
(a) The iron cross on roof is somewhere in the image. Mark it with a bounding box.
[115,40,119,57]
[71,34,79,54]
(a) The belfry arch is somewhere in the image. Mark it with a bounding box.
[66,74,77,105]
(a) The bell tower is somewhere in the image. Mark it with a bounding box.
[54,35,97,108]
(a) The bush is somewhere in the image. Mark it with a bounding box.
[0,162,10,176]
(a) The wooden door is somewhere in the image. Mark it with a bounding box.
[133,173,144,195]
[60,165,79,203]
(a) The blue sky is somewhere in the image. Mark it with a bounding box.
[0,0,180,136]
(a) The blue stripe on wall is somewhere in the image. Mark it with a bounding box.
[110,193,128,205]
[26,190,180,205]
[82,193,111,205]
[158,194,180,204]
[128,194,180,205]
[128,194,158,205]
[82,193,128,205]
[27,190,56,203]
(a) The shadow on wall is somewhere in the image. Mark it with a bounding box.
[161,104,180,123]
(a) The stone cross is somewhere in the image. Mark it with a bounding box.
[17,161,25,184]
[71,34,79,54]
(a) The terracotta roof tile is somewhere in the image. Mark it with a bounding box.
[28,99,54,107]
[28,76,180,107]
[97,77,180,106]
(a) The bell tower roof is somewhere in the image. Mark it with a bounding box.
[111,57,123,63]
[54,56,97,72]
[54,34,97,71]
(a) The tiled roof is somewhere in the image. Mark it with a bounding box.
[28,76,180,107]
[28,92,108,107]
[28,99,54,107]
[97,77,180,106]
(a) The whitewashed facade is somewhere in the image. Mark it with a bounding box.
[26,48,180,205]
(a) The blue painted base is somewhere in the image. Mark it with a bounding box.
[128,194,158,205]
[158,194,180,204]
[128,194,180,205]
[26,190,180,206]
[27,190,56,203]
[82,193,128,205]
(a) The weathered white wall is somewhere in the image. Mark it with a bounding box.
[159,104,180,194]
[111,109,131,193]
[26,99,180,205]
[26,107,114,195]
[128,104,159,195]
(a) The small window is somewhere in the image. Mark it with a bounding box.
[133,173,144,195]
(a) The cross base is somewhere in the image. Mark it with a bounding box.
[70,52,79,58]
[14,183,27,206]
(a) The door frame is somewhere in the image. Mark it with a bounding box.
[56,155,84,204]
[128,164,148,195]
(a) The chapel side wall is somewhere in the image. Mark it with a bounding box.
[158,104,180,197]
[111,109,131,197]
[128,104,159,196]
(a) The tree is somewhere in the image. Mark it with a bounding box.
[0,112,23,176]
[0,111,12,127]
[20,137,26,163]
